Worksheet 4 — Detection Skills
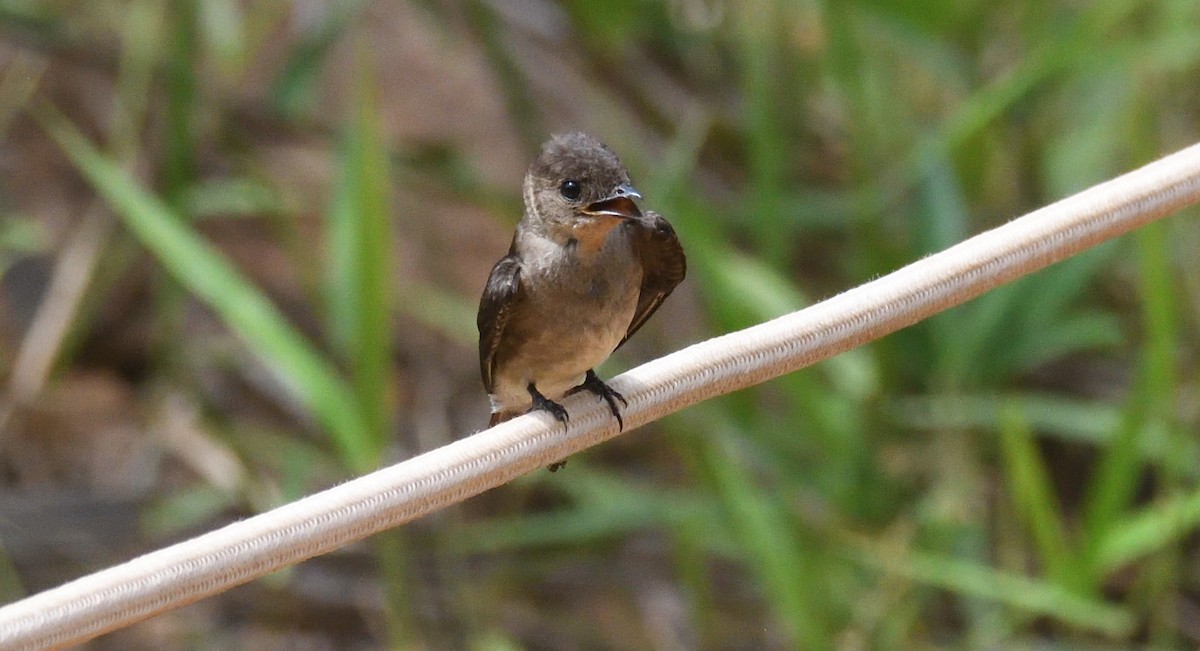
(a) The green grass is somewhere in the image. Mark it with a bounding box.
[325,39,395,465]
[5,0,1200,648]
[40,107,380,472]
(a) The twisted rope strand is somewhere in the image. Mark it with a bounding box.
[3,142,1200,650]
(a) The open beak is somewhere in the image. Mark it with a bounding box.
[582,183,643,219]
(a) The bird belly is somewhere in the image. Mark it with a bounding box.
[489,242,640,414]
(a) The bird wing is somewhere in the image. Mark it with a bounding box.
[477,243,523,393]
[619,210,686,349]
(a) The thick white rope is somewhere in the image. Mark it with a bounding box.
[3,142,1200,650]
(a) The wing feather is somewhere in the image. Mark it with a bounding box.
[619,210,686,349]
[477,248,523,393]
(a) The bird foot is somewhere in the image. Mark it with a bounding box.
[526,383,570,424]
[568,370,628,431]
[525,384,571,471]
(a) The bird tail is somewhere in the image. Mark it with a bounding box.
[488,410,516,427]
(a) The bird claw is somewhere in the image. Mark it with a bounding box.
[524,383,572,471]
[528,372,625,472]
[569,370,627,431]
[527,384,570,425]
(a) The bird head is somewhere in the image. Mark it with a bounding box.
[524,132,644,230]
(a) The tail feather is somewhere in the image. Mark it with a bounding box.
[488,410,515,427]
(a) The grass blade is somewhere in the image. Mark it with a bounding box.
[163,0,198,205]
[326,42,394,461]
[998,403,1085,592]
[41,107,376,472]
[1094,489,1200,572]
[848,539,1134,637]
[269,2,366,120]
[698,430,833,649]
[1084,222,1179,548]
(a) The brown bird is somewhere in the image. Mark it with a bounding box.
[477,132,686,445]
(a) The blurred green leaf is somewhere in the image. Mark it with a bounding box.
[889,394,1200,476]
[464,0,544,150]
[269,2,367,120]
[111,0,164,162]
[397,282,478,345]
[998,404,1085,592]
[163,0,198,205]
[699,428,834,649]
[197,0,246,74]
[228,426,346,504]
[0,215,46,275]
[734,0,791,263]
[0,51,47,135]
[182,177,291,219]
[142,484,238,539]
[848,539,1135,637]
[41,107,376,472]
[0,540,25,603]
[1094,489,1200,572]
[922,1,1144,167]
[326,42,395,461]
[449,469,720,553]
[925,243,1121,388]
[1084,223,1180,548]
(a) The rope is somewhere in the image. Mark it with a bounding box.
[3,141,1200,650]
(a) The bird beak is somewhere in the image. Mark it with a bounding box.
[582,183,643,220]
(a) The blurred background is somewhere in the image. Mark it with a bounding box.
[1,0,1199,649]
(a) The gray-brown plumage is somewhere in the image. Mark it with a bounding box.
[477,132,686,442]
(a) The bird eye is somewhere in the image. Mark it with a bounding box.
[559,179,582,201]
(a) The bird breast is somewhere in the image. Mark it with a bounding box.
[497,225,642,402]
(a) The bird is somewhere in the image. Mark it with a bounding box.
[477,132,686,458]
